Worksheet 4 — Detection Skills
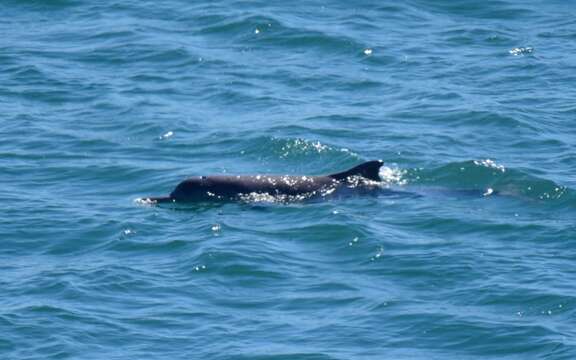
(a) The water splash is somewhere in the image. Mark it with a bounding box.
[159,131,174,140]
[473,159,505,173]
[509,47,534,56]
[379,166,407,186]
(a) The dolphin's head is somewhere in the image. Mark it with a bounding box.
[170,176,214,201]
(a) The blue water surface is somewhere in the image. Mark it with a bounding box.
[1,0,575,359]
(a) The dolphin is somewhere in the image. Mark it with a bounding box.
[143,160,384,203]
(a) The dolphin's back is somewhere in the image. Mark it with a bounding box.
[197,175,336,197]
[146,160,384,203]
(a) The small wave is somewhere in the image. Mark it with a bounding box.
[252,29,360,55]
[239,136,359,166]
[86,29,138,42]
[196,13,363,55]
[414,0,535,20]
[437,110,540,133]
[405,159,576,207]
[197,14,282,36]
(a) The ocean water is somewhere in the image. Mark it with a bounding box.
[1,0,576,359]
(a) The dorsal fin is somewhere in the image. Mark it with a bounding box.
[329,160,383,181]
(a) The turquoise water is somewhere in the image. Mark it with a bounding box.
[2,0,576,359]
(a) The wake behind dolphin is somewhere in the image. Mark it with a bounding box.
[143,160,384,203]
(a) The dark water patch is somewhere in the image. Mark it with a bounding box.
[128,73,178,84]
[74,43,198,68]
[439,27,516,47]
[85,29,140,42]
[200,88,285,109]
[1,0,78,11]
[412,0,535,20]
[110,238,191,254]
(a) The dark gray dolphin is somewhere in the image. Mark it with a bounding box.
[144,160,384,203]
